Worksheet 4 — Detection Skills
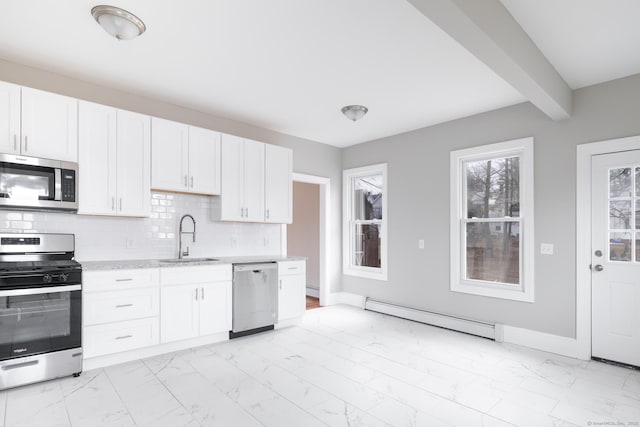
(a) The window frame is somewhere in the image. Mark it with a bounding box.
[450,137,534,302]
[343,163,388,281]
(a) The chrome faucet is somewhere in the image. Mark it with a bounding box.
[178,214,196,259]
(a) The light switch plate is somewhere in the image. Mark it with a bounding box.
[418,239,425,249]
[541,243,554,255]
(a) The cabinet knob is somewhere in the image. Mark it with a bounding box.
[190,176,194,188]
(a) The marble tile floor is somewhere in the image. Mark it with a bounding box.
[1,305,639,427]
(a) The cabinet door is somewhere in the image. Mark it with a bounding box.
[78,101,117,215]
[243,139,265,222]
[117,110,150,217]
[151,118,188,192]
[220,133,245,221]
[21,87,78,162]
[160,285,199,343]
[0,81,20,154]
[278,275,305,321]
[198,281,232,336]
[188,126,221,195]
[265,144,292,223]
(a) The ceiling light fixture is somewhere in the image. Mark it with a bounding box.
[341,105,368,122]
[91,5,146,40]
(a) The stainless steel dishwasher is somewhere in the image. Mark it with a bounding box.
[230,262,278,338]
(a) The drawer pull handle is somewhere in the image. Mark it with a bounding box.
[115,278,133,282]
[2,360,38,371]
[115,304,133,308]
[115,335,133,340]
[288,267,298,270]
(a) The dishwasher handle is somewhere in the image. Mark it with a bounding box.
[233,263,277,273]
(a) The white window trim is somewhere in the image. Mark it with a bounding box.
[450,137,534,302]
[343,163,388,281]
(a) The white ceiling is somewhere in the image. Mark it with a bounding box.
[0,1,638,147]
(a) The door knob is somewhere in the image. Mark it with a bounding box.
[593,264,604,272]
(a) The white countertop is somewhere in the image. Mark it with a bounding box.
[80,256,306,271]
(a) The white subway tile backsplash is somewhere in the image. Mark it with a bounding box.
[0,192,282,262]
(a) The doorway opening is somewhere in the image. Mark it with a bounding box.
[282,173,330,308]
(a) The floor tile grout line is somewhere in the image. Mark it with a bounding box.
[59,381,73,427]
[102,367,140,427]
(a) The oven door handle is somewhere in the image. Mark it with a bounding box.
[0,284,81,297]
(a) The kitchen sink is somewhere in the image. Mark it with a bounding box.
[159,257,220,264]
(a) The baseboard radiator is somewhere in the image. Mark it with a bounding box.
[364,298,496,340]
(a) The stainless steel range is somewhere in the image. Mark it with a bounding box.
[0,233,82,390]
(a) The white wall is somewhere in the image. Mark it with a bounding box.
[342,73,640,338]
[0,192,282,262]
[288,181,320,290]
[0,58,342,293]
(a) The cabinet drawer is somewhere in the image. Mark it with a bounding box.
[83,317,159,358]
[83,269,160,292]
[84,287,159,326]
[278,260,306,276]
[161,264,231,286]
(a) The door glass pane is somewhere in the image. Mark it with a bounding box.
[352,174,382,220]
[466,157,519,218]
[636,200,640,229]
[610,200,632,229]
[637,235,640,262]
[610,232,632,261]
[609,167,632,198]
[353,223,381,268]
[636,167,640,197]
[465,221,519,285]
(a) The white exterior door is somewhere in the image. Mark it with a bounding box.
[151,118,189,192]
[265,144,292,223]
[21,87,78,162]
[0,81,20,154]
[117,110,150,217]
[78,101,117,215]
[188,126,221,195]
[592,150,640,367]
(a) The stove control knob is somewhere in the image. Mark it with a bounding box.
[60,273,69,282]
[43,274,52,283]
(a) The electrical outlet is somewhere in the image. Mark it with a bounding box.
[418,239,425,249]
[540,243,554,255]
[125,239,135,249]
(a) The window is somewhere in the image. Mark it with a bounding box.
[343,163,387,280]
[450,138,534,302]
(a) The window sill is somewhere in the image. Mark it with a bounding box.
[451,281,533,303]
[344,267,388,281]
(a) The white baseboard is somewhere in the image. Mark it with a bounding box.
[83,331,229,371]
[306,287,319,298]
[326,292,365,308]
[502,325,581,359]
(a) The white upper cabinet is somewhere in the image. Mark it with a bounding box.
[0,83,78,162]
[213,134,265,222]
[265,144,292,224]
[0,81,20,155]
[188,125,221,195]
[21,87,78,162]
[151,118,221,195]
[78,101,150,217]
[117,110,151,216]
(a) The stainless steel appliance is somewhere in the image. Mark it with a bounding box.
[230,262,278,338]
[0,154,78,212]
[0,233,82,390]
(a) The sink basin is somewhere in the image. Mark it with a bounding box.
[159,257,220,264]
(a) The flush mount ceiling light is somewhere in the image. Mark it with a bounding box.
[341,105,368,122]
[91,5,146,40]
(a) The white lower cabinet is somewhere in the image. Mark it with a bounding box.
[160,265,232,344]
[83,269,160,358]
[278,260,306,322]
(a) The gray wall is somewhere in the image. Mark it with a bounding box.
[342,73,640,338]
[288,182,320,291]
[0,58,343,295]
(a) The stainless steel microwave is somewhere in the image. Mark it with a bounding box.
[0,154,78,212]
